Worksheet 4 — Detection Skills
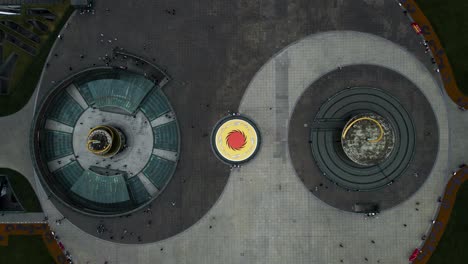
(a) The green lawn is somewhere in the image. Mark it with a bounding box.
[0,1,74,116]
[428,181,468,264]
[0,168,42,212]
[416,0,468,95]
[0,235,54,264]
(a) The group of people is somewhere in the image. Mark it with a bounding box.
[79,1,94,15]
[50,229,74,263]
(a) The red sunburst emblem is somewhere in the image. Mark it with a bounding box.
[226,130,247,151]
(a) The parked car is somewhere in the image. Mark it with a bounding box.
[411,23,422,34]
[58,241,65,251]
[409,248,421,261]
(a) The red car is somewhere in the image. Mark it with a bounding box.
[411,23,422,34]
[58,241,65,251]
[409,248,421,261]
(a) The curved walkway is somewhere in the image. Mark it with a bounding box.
[0,223,67,264]
[400,0,468,107]
[413,165,468,263]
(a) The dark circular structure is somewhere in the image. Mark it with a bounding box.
[31,67,180,216]
[289,65,438,212]
[310,87,415,191]
[211,115,261,165]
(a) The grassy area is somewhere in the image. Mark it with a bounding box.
[416,0,468,95]
[0,235,55,264]
[0,168,42,212]
[0,1,74,116]
[428,181,468,264]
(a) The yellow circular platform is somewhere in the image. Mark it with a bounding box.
[213,118,259,163]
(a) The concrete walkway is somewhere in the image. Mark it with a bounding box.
[23,30,458,264]
[0,88,38,179]
[0,213,45,224]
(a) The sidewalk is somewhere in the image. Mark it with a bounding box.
[401,0,468,107]
[0,212,45,224]
[414,165,468,263]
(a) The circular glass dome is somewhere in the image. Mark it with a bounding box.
[31,68,180,216]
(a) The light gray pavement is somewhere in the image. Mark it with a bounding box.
[445,98,468,171]
[0,87,38,183]
[0,212,45,223]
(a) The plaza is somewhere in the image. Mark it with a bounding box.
[0,0,467,263]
